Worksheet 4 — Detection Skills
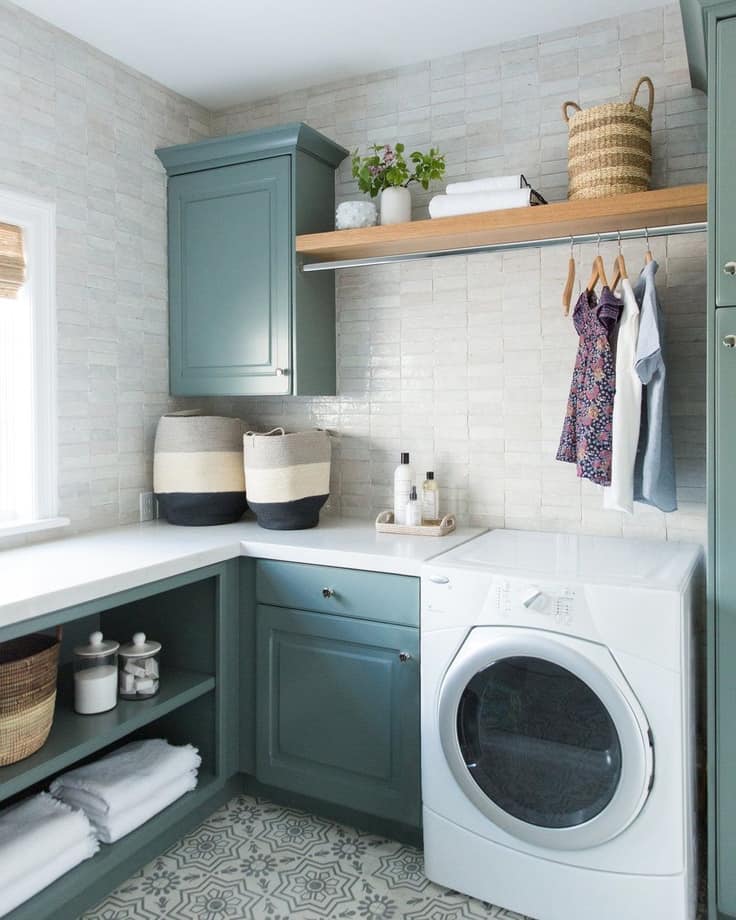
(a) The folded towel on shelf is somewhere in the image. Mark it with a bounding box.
[50,738,201,817]
[445,174,527,194]
[84,769,198,844]
[1,836,99,918]
[428,187,539,218]
[0,792,97,893]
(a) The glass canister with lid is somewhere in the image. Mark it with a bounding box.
[118,632,161,700]
[73,631,119,715]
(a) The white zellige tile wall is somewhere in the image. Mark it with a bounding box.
[0,0,209,547]
[0,0,707,545]
[207,2,708,543]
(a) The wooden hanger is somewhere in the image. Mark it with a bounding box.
[586,235,608,292]
[610,231,628,291]
[562,237,575,315]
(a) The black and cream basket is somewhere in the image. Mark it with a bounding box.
[153,412,248,525]
[243,428,331,530]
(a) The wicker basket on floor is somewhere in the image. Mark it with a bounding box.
[563,76,654,200]
[0,627,61,766]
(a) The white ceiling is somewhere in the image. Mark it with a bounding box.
[13,0,659,110]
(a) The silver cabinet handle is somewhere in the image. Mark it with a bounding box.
[723,335,736,349]
[275,367,288,376]
[724,262,736,276]
[399,652,413,662]
[322,587,335,598]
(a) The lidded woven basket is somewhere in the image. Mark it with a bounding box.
[0,628,61,766]
[563,77,654,200]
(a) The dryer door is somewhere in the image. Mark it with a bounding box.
[438,627,654,851]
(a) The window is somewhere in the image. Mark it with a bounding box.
[0,189,65,537]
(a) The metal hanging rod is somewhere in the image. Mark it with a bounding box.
[299,221,707,272]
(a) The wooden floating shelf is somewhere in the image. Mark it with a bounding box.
[296,184,707,264]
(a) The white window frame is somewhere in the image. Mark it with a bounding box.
[0,187,67,538]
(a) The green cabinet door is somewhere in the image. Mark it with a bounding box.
[256,604,421,828]
[168,156,291,396]
[717,18,736,306]
[716,308,736,915]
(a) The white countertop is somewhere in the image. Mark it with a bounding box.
[0,516,484,629]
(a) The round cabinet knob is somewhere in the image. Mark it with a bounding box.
[275,367,287,376]
[723,335,736,349]
[399,652,413,662]
[724,262,736,276]
[322,587,335,598]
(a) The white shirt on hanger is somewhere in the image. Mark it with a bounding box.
[604,277,642,514]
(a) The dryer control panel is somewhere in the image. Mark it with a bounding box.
[490,579,578,627]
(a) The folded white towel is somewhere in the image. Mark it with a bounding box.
[429,188,532,219]
[88,769,198,843]
[50,739,201,817]
[445,175,525,194]
[0,793,97,891]
[1,835,99,918]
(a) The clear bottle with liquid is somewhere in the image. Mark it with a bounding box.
[422,471,440,525]
[405,485,422,526]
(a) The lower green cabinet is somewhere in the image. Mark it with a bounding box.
[255,603,421,828]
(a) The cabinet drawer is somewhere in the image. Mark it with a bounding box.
[255,560,419,627]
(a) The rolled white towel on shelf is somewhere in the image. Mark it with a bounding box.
[445,174,526,194]
[50,739,201,817]
[84,770,198,844]
[0,793,97,894]
[1,836,99,918]
[428,188,533,219]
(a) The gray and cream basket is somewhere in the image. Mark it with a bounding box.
[153,412,248,525]
[244,428,331,530]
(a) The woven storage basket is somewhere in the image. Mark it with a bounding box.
[244,428,331,530]
[0,627,61,766]
[563,77,654,200]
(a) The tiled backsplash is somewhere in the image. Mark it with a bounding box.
[0,0,707,545]
[207,3,707,543]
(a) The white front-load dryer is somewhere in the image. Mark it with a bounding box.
[421,529,702,920]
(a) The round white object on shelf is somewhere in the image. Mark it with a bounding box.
[335,200,377,230]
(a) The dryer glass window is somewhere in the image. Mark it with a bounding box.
[457,656,622,828]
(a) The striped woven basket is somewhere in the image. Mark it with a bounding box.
[563,77,654,200]
[0,627,61,766]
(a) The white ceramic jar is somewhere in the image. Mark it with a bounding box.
[73,632,119,715]
[380,186,412,225]
[118,633,161,700]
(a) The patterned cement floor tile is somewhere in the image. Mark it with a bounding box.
[81,794,528,920]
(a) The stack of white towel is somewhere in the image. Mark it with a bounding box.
[50,738,201,843]
[428,174,540,218]
[0,793,98,917]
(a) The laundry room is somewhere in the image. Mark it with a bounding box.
[0,0,724,918]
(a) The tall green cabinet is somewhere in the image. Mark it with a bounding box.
[681,2,736,916]
[156,124,347,397]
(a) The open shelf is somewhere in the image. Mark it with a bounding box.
[8,771,225,920]
[0,667,215,801]
[296,184,707,267]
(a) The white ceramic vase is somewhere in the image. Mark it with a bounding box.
[380,186,412,225]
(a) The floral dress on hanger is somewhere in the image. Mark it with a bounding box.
[556,286,622,486]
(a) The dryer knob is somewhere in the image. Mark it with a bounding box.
[521,588,543,609]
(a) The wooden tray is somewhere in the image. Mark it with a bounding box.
[375,511,456,536]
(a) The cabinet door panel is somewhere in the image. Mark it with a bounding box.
[716,307,736,914]
[256,604,420,827]
[168,156,291,396]
[716,18,736,306]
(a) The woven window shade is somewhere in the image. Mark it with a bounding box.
[0,222,26,299]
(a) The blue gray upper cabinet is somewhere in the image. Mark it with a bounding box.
[156,124,348,396]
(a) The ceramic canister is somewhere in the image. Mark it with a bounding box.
[154,411,247,525]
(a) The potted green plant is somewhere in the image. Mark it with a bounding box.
[351,143,446,225]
